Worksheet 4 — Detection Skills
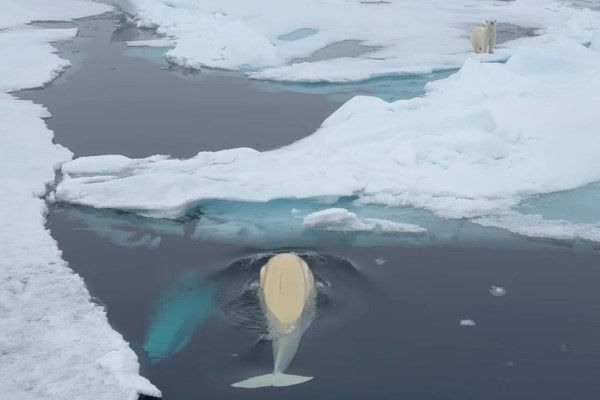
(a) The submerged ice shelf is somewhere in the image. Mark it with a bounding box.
[51,193,600,251]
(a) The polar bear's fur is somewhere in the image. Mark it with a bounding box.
[471,20,497,54]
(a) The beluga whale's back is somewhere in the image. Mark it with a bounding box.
[232,253,316,388]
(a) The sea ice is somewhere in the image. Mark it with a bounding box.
[302,208,426,233]
[55,38,600,244]
[0,1,160,399]
[489,285,507,297]
[374,257,387,266]
[111,0,599,82]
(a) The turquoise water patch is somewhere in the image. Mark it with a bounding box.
[251,69,456,102]
[143,271,213,362]
[518,182,600,224]
[54,196,600,251]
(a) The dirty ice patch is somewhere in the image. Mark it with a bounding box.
[110,0,599,82]
[0,1,160,399]
[302,208,425,234]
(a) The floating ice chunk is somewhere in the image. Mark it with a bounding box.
[374,257,386,265]
[460,319,476,326]
[302,208,426,234]
[489,285,507,297]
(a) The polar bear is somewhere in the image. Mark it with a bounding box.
[471,20,497,54]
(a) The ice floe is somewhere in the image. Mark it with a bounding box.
[111,0,599,82]
[0,1,160,399]
[56,37,600,244]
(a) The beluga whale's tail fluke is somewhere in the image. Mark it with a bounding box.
[232,372,313,388]
[231,253,316,389]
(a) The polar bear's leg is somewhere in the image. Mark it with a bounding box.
[489,33,496,53]
[470,32,478,53]
[471,27,485,53]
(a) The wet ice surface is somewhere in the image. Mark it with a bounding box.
[292,40,380,63]
[22,12,600,400]
[496,23,538,44]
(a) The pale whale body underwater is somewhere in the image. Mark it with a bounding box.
[232,253,317,388]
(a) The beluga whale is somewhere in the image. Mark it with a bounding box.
[232,252,316,388]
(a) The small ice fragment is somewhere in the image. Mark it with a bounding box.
[230,353,238,357]
[460,319,476,326]
[560,344,571,352]
[375,257,386,265]
[291,208,301,215]
[503,361,515,368]
[489,285,506,297]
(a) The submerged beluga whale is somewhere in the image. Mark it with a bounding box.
[232,253,316,388]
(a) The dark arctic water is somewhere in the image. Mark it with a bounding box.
[48,208,600,400]
[19,12,600,400]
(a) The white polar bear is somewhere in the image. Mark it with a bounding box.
[471,20,497,54]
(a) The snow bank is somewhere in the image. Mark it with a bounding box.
[110,0,599,82]
[302,208,425,233]
[56,37,600,241]
[0,1,160,399]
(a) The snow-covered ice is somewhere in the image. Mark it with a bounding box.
[125,38,174,47]
[302,208,426,233]
[460,319,476,326]
[591,23,600,51]
[0,1,160,399]
[110,0,599,82]
[56,36,600,243]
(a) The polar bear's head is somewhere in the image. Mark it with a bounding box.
[485,19,497,29]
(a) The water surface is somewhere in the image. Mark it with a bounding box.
[19,12,600,400]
